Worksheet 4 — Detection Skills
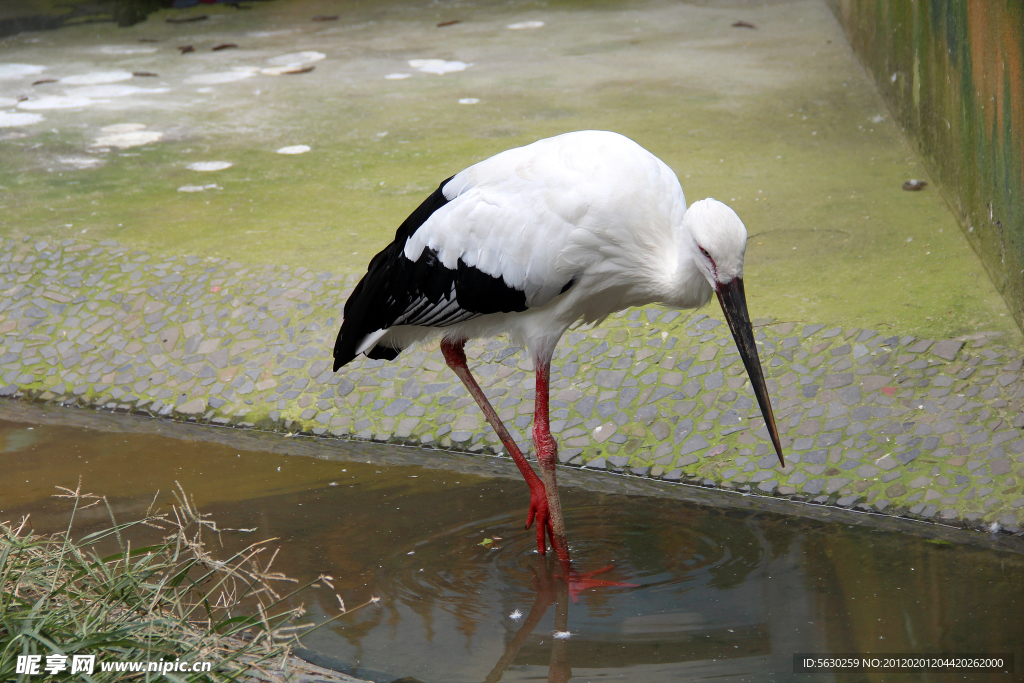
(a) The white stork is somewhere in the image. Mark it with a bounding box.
[333,130,784,565]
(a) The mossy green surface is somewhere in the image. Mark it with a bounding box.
[828,0,1024,336]
[0,0,1020,345]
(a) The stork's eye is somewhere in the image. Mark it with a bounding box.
[699,247,710,258]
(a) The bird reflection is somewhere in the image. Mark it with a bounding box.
[484,558,636,683]
[484,555,570,683]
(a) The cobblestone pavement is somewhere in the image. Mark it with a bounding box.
[1,236,1022,533]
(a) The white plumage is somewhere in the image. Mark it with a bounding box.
[376,130,705,363]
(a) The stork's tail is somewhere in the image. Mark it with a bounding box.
[332,176,456,371]
[333,319,400,371]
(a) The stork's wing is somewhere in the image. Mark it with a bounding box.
[333,130,684,369]
[333,146,590,368]
[404,150,592,308]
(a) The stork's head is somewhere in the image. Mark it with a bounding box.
[683,198,747,289]
[684,198,785,468]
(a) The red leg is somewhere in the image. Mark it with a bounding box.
[533,359,571,565]
[441,338,554,556]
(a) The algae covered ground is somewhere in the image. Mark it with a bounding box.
[0,0,1019,342]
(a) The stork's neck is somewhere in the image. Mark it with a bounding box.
[657,223,713,311]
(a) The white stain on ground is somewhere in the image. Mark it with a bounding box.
[65,85,170,98]
[187,161,232,172]
[92,130,163,149]
[17,96,93,110]
[385,73,411,80]
[178,184,221,192]
[458,98,480,104]
[247,30,295,37]
[100,45,158,55]
[276,145,310,154]
[184,68,259,85]
[0,63,46,80]
[408,59,471,74]
[0,112,44,127]
[101,123,147,133]
[507,21,544,29]
[61,71,134,85]
[553,631,573,640]
[57,156,103,168]
[268,51,326,66]
[261,65,313,76]
[261,53,325,76]
[0,97,19,107]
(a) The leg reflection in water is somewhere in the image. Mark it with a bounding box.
[484,555,570,683]
[548,571,571,683]
[484,558,637,683]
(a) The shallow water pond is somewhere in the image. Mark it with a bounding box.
[1,410,1021,682]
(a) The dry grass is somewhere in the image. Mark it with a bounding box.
[0,482,376,682]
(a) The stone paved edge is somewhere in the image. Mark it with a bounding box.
[4,398,1023,557]
[1,236,1023,533]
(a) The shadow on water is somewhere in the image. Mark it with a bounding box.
[1,405,1022,682]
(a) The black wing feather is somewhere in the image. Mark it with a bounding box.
[333,176,528,370]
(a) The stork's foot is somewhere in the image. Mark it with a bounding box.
[524,480,570,564]
[525,482,556,557]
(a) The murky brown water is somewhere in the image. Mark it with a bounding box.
[1,406,1021,682]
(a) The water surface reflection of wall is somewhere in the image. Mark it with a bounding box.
[828,0,1024,332]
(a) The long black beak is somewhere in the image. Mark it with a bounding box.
[716,278,785,467]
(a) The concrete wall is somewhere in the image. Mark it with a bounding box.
[828,0,1024,332]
